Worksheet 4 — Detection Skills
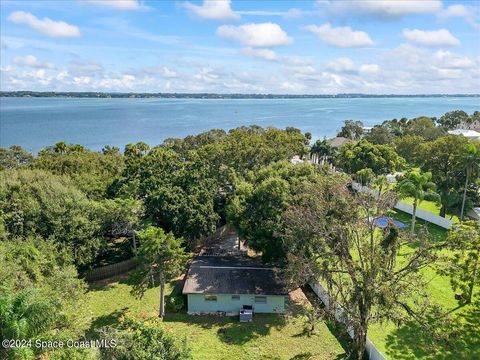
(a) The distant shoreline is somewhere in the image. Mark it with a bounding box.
[1,91,479,99]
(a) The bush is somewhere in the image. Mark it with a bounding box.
[167,294,185,312]
[98,315,191,360]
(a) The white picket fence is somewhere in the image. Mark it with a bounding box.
[351,182,453,229]
[309,281,387,360]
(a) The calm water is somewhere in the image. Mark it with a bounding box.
[1,97,479,153]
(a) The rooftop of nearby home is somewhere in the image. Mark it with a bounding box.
[182,255,288,296]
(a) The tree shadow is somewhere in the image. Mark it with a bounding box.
[85,308,128,339]
[384,300,480,359]
[301,285,352,356]
[215,314,287,345]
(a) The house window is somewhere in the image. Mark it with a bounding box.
[231,295,240,301]
[254,296,267,304]
[204,295,217,302]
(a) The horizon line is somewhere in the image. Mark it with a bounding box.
[1,91,479,97]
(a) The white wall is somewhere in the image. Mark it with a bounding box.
[394,201,453,229]
[187,293,285,314]
[309,281,387,360]
[351,182,453,229]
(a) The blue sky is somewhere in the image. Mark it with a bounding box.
[1,0,479,94]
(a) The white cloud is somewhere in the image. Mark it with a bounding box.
[326,57,356,73]
[438,4,480,30]
[8,11,81,38]
[13,55,55,69]
[304,23,374,48]
[433,50,474,69]
[161,66,178,78]
[359,64,379,75]
[83,0,145,10]
[217,22,292,47]
[68,61,104,77]
[281,81,305,92]
[238,8,310,19]
[13,55,38,67]
[377,44,479,92]
[402,28,460,47]
[319,0,442,18]
[240,47,279,61]
[182,0,239,20]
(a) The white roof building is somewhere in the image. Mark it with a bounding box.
[290,155,304,165]
[448,129,480,140]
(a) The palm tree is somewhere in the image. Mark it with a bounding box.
[310,139,334,165]
[53,141,68,155]
[0,287,58,359]
[396,169,440,235]
[458,143,480,222]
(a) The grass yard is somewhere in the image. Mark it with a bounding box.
[400,198,460,223]
[81,278,347,360]
[368,209,480,360]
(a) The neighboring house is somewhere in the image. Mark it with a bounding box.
[468,207,480,223]
[183,255,287,315]
[362,126,373,135]
[290,155,304,165]
[448,129,480,140]
[327,136,351,148]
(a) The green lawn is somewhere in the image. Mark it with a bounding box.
[400,198,460,223]
[82,279,347,360]
[368,209,480,360]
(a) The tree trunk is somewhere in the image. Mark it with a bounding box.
[132,231,137,254]
[411,199,417,236]
[460,169,469,222]
[159,271,165,318]
[354,321,368,360]
[467,252,479,304]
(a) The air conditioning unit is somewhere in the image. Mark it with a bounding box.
[239,305,253,322]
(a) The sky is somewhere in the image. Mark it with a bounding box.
[1,0,479,94]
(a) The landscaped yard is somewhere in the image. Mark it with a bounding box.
[80,210,479,360]
[368,209,480,360]
[400,198,460,223]
[81,279,347,360]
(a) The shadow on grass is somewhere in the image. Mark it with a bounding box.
[301,285,352,357]
[216,315,287,345]
[384,300,480,360]
[85,308,128,339]
[164,312,288,345]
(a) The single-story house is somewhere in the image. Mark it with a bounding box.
[448,129,480,140]
[182,256,287,315]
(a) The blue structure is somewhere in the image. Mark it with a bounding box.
[374,216,408,229]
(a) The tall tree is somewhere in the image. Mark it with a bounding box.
[437,110,470,130]
[337,120,364,140]
[365,125,394,145]
[0,146,33,171]
[227,161,323,261]
[396,169,440,235]
[337,140,405,176]
[282,179,438,359]
[131,226,189,318]
[310,139,335,165]
[0,169,104,265]
[415,135,469,217]
[441,221,480,304]
[457,142,480,221]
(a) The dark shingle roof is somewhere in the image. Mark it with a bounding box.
[182,256,288,296]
